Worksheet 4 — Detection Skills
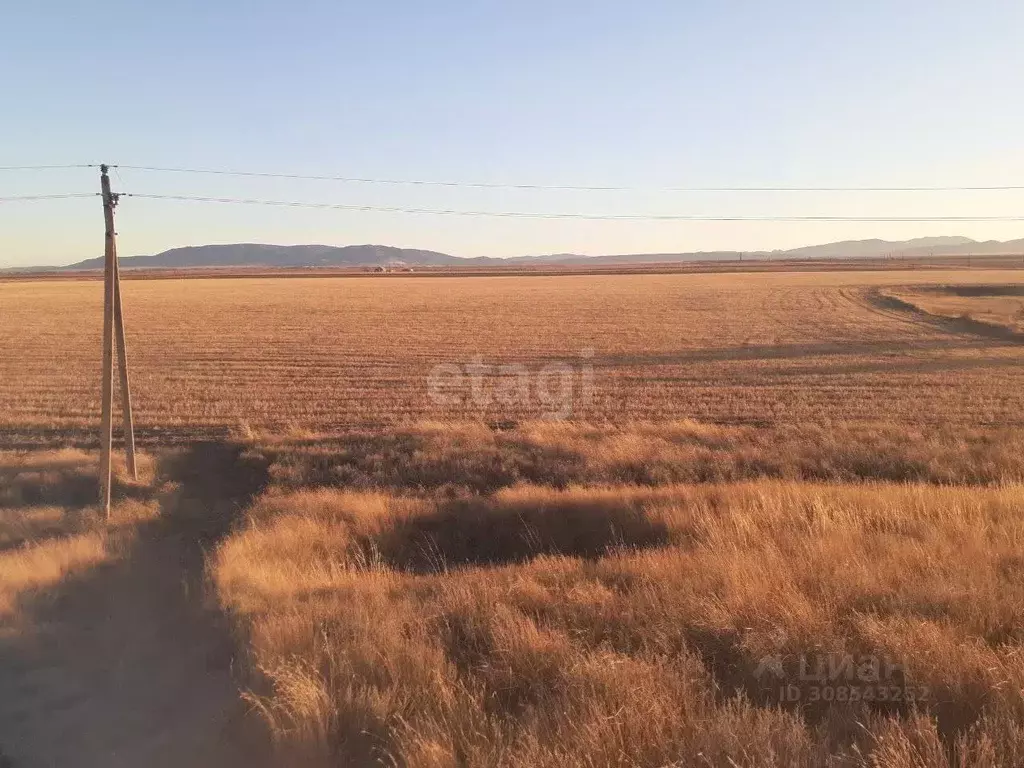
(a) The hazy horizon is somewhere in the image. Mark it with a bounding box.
[7,233,1020,271]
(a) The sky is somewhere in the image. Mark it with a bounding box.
[2,0,1024,266]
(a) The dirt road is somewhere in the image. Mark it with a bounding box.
[0,444,270,768]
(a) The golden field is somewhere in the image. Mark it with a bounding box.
[2,269,1024,767]
[1,270,1023,434]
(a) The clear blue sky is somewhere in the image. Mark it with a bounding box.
[2,0,1023,266]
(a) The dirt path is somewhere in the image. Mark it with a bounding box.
[0,443,271,768]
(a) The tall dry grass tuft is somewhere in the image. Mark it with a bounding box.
[0,449,160,617]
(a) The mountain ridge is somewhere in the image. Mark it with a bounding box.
[6,236,1024,272]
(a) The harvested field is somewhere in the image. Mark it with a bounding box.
[1,270,1023,437]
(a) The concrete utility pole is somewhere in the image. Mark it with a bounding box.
[98,164,137,518]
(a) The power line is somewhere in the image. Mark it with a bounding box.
[117,164,1024,192]
[124,193,1024,222]
[0,164,99,171]
[6,162,1023,192]
[119,165,631,190]
[0,193,99,202]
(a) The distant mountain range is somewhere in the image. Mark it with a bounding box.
[65,244,460,270]
[7,236,1024,272]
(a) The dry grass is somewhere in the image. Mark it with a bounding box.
[214,477,1024,765]
[211,427,1024,767]
[0,449,158,617]
[1,270,1023,433]
[4,269,1024,765]
[0,533,108,616]
[259,420,1024,492]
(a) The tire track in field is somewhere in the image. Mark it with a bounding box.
[835,288,940,338]
[853,287,1024,344]
[835,287,988,347]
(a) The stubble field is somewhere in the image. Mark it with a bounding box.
[1,268,1024,767]
[1,269,1024,436]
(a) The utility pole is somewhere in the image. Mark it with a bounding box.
[99,166,116,516]
[113,254,138,480]
[98,164,137,517]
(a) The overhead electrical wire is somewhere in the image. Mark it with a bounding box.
[115,164,1024,193]
[2,164,1022,221]
[122,193,1024,222]
[0,193,99,202]
[0,164,99,171]
[5,189,1018,222]
[0,166,100,204]
[5,162,1023,191]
